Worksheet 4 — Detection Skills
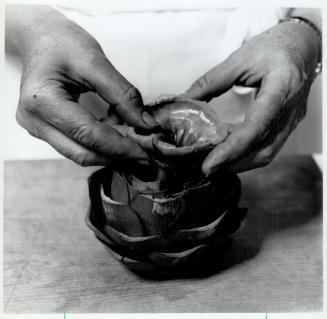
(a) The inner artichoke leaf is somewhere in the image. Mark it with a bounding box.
[145,97,229,157]
[113,97,230,191]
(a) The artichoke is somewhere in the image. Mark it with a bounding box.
[86,96,247,275]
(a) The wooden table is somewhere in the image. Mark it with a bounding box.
[3,156,322,313]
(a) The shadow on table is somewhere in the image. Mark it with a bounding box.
[136,156,322,281]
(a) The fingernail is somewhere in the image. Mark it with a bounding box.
[205,166,220,178]
[202,160,212,175]
[205,168,213,178]
[202,159,218,177]
[142,111,159,128]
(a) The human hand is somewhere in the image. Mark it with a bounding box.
[183,18,321,175]
[6,5,158,169]
[116,95,228,165]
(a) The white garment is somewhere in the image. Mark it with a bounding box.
[7,3,320,160]
[52,4,288,113]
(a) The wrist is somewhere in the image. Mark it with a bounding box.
[6,5,66,62]
[282,16,321,76]
[278,18,321,81]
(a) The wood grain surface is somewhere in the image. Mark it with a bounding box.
[3,156,322,313]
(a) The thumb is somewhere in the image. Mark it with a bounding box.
[184,54,241,102]
[82,54,158,131]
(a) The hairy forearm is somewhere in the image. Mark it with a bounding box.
[5,5,65,61]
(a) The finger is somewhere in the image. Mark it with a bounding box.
[152,137,215,169]
[112,125,155,151]
[184,54,241,101]
[105,106,124,126]
[202,72,288,176]
[81,54,158,131]
[147,94,177,107]
[97,107,124,127]
[16,108,116,167]
[229,111,299,173]
[22,92,150,166]
[228,129,289,173]
[153,137,213,158]
[153,139,196,157]
[202,123,261,176]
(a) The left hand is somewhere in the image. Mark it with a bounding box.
[7,5,158,169]
[183,20,321,175]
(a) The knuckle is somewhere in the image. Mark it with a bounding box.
[277,62,307,94]
[77,154,93,167]
[69,124,94,147]
[19,94,38,113]
[188,75,213,101]
[259,122,272,141]
[257,148,274,167]
[118,85,142,104]
[73,151,94,167]
[15,107,40,138]
[284,64,302,86]
[246,119,270,143]
[15,108,25,128]
[20,83,50,113]
[225,133,242,149]
[286,62,301,78]
[194,75,210,91]
[27,129,40,139]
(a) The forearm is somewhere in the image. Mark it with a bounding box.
[5,5,65,61]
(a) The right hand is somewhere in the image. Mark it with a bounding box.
[182,18,320,175]
[6,5,158,169]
